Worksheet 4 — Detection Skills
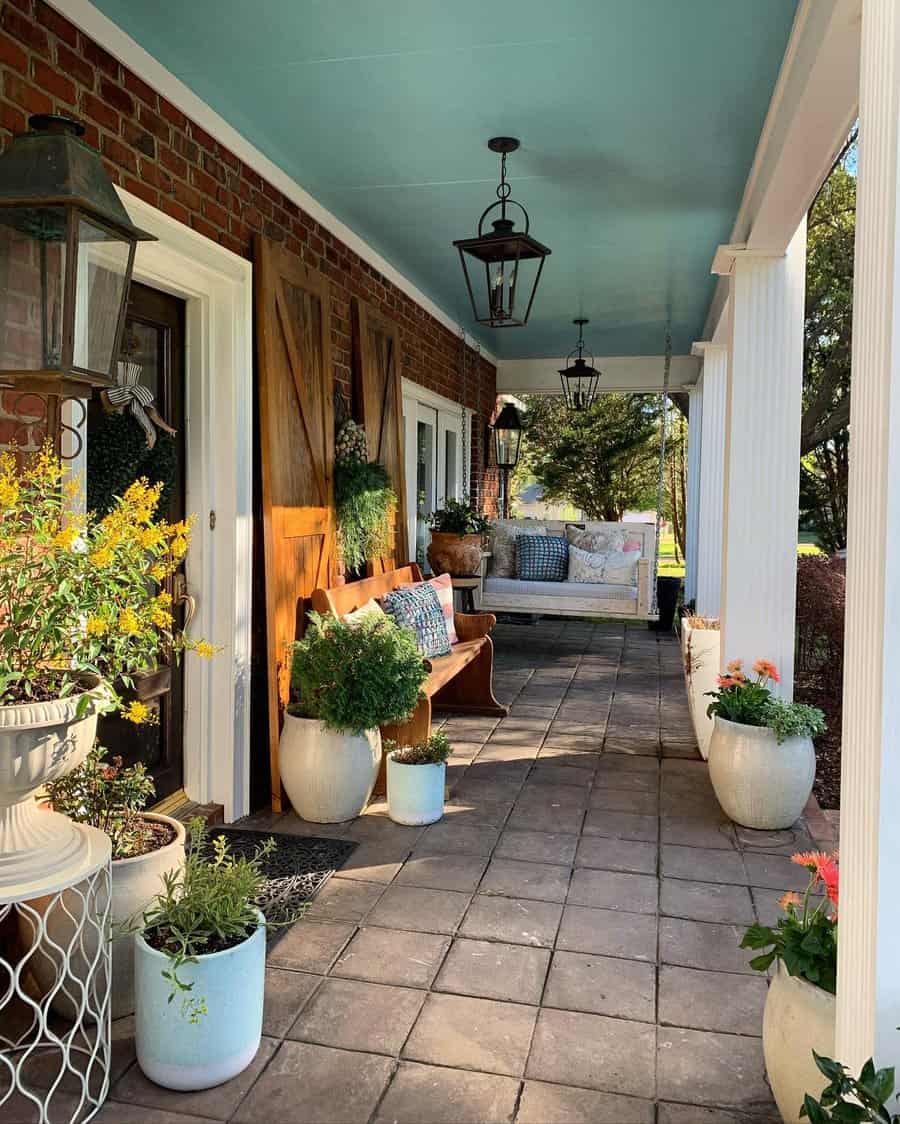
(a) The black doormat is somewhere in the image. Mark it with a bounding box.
[206,827,357,947]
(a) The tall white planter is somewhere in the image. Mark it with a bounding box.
[279,713,381,822]
[707,716,815,829]
[0,681,107,896]
[683,619,720,760]
[387,753,445,826]
[135,911,265,1090]
[763,963,835,1123]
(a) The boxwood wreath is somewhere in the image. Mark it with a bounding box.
[87,410,177,518]
[334,419,397,572]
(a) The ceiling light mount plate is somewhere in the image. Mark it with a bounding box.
[488,137,520,155]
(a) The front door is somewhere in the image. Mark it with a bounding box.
[87,281,187,801]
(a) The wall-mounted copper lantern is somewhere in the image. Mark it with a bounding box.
[453,137,550,328]
[0,114,155,395]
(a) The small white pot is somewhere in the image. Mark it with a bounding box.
[683,620,720,760]
[279,713,381,822]
[387,753,445,825]
[135,910,265,1090]
[708,716,815,829]
[23,812,186,1021]
[763,962,835,1123]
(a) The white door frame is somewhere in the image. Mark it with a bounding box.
[113,188,253,821]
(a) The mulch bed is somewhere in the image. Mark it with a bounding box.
[797,674,842,810]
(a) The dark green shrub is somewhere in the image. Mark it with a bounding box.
[428,497,491,537]
[387,730,452,765]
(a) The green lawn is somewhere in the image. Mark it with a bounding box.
[657,533,823,579]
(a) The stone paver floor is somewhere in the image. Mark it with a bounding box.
[96,619,821,1123]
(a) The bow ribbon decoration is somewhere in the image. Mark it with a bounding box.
[102,361,177,449]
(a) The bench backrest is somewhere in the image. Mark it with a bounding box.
[311,564,425,619]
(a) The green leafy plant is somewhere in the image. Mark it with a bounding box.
[141,818,273,1021]
[0,446,214,719]
[289,611,427,734]
[428,497,491,537]
[801,1053,897,1122]
[334,457,397,572]
[740,851,838,993]
[387,730,452,766]
[46,745,160,860]
[706,658,826,743]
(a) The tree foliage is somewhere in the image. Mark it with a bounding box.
[519,394,661,521]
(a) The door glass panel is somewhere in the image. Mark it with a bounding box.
[416,418,435,571]
[444,430,457,504]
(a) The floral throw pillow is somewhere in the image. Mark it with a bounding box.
[567,544,607,584]
[566,525,627,555]
[517,535,569,582]
[603,548,642,586]
[490,522,546,577]
[381,583,451,659]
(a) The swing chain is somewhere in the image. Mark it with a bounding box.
[459,327,470,500]
[651,327,672,619]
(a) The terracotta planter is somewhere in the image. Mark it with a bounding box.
[683,619,720,760]
[426,532,482,577]
[763,963,835,1122]
[279,713,381,822]
[708,716,815,829]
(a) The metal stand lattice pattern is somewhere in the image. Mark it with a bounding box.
[1,845,112,1124]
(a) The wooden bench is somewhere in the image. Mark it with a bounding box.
[311,564,508,753]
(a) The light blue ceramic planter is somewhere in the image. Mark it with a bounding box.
[134,911,265,1090]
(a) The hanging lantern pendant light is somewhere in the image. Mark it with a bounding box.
[453,137,551,329]
[559,318,601,410]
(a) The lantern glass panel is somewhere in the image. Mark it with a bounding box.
[73,216,130,376]
[494,426,521,468]
[0,206,67,372]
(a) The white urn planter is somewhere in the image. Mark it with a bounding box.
[763,963,835,1123]
[279,713,381,822]
[707,716,815,829]
[387,753,445,826]
[23,812,187,1021]
[0,679,107,897]
[682,618,720,760]
[135,910,265,1090]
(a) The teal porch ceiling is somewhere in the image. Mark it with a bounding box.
[90,0,798,359]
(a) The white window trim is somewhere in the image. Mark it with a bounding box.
[114,188,253,821]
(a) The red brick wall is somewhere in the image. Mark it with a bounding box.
[0,0,500,510]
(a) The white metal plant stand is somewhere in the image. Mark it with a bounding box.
[1,825,112,1124]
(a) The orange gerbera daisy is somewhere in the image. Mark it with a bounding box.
[778,891,802,912]
[753,659,780,683]
[726,659,744,674]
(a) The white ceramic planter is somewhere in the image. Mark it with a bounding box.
[708,716,815,829]
[387,753,445,825]
[683,619,720,760]
[763,962,835,1123]
[23,812,186,1020]
[135,911,265,1091]
[0,680,107,896]
[279,713,381,822]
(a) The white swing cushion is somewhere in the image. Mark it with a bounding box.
[483,577,637,602]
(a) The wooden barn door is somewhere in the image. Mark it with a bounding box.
[351,297,408,572]
[256,236,334,811]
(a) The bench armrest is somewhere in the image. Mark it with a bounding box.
[637,558,651,617]
[454,612,497,641]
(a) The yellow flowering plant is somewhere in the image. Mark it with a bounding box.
[0,445,214,721]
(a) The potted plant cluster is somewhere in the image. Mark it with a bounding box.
[0,448,213,897]
[426,497,491,576]
[706,659,826,828]
[386,730,452,825]
[334,418,397,577]
[43,746,186,1019]
[280,611,428,822]
[741,850,838,1123]
[135,818,272,1091]
[681,615,720,759]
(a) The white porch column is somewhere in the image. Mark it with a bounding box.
[694,345,727,619]
[683,379,703,605]
[713,226,806,693]
[835,0,900,1074]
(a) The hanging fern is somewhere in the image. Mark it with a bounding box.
[334,458,397,572]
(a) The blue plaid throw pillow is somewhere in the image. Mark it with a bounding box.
[381,583,452,658]
[517,534,569,582]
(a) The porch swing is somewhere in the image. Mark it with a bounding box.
[475,331,672,624]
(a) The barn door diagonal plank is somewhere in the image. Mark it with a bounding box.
[256,235,334,812]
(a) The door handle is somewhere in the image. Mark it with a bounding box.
[173,573,197,632]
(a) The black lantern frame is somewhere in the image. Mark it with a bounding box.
[559,318,601,411]
[0,115,155,395]
[492,401,522,519]
[453,138,551,329]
